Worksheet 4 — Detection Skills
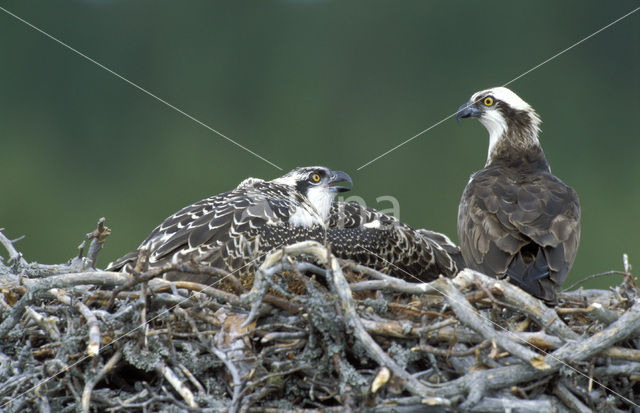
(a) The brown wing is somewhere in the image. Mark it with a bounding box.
[257,223,452,282]
[107,181,306,276]
[329,202,459,279]
[458,166,580,302]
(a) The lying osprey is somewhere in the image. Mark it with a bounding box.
[456,87,581,303]
[108,166,458,285]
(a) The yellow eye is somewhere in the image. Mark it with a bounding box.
[483,96,494,106]
[311,173,321,183]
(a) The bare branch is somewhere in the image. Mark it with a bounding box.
[0,231,27,266]
[81,349,122,413]
[85,217,111,269]
[155,360,199,408]
[437,276,546,368]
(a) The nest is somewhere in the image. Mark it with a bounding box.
[1,220,639,412]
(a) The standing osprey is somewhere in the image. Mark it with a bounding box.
[108,166,458,285]
[456,87,580,303]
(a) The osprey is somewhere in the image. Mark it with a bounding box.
[456,87,580,303]
[108,166,458,285]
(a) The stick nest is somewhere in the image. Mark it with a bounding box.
[1,221,639,412]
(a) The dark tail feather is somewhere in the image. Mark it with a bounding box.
[506,249,556,303]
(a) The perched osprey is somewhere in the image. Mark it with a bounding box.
[456,87,580,303]
[108,166,458,285]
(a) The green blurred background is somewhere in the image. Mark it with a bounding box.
[1,1,638,289]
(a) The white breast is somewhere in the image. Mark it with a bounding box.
[288,207,323,227]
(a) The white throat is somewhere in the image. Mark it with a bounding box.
[287,186,335,228]
[304,186,335,222]
[479,110,508,163]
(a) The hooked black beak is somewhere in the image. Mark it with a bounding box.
[328,170,353,193]
[456,101,484,124]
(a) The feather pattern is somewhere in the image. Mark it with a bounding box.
[458,163,580,302]
[329,202,460,280]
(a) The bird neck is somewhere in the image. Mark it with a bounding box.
[485,115,548,171]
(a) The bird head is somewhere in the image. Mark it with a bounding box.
[456,87,541,164]
[272,166,353,221]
